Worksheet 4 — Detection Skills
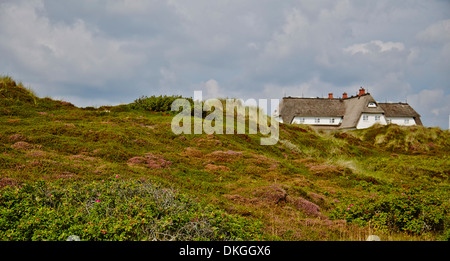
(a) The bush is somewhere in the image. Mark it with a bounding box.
[330,187,449,235]
[0,179,263,241]
[130,95,191,112]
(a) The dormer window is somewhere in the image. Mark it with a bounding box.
[368,102,377,107]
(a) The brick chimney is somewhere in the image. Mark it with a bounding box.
[358,88,365,96]
[328,93,333,99]
[342,92,348,99]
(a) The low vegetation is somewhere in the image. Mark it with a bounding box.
[0,76,448,241]
[0,178,262,241]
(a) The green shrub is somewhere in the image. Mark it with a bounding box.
[0,179,263,241]
[130,95,191,112]
[330,187,449,235]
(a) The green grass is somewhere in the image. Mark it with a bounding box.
[0,76,449,241]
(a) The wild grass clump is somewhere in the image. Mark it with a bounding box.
[0,178,263,241]
[0,76,38,105]
[0,75,76,112]
[356,124,450,154]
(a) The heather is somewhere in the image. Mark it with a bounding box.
[0,76,448,241]
[0,178,262,240]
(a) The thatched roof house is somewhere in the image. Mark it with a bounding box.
[277,88,422,129]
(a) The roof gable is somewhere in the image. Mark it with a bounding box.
[341,94,384,128]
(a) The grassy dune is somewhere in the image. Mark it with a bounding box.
[1,76,448,241]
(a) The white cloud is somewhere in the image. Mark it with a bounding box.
[195,79,223,100]
[407,89,450,128]
[343,40,405,55]
[416,19,450,44]
[408,89,446,111]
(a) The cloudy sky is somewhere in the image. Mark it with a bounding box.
[1,0,449,128]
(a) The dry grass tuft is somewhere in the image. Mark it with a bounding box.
[204,164,230,173]
[127,153,172,169]
[11,141,39,151]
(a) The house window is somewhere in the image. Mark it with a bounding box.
[387,119,391,124]
[404,119,409,124]
[315,118,320,123]
[330,118,335,124]
[368,102,377,107]
[300,118,305,123]
[363,115,369,121]
[375,115,381,121]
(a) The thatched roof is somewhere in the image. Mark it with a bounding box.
[378,102,422,125]
[278,97,345,122]
[279,93,422,128]
[378,103,420,117]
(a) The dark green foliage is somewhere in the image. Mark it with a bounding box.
[330,187,449,235]
[0,179,263,241]
[130,95,191,112]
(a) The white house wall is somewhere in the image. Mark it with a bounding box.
[356,113,387,129]
[287,114,418,129]
[292,116,343,125]
[386,117,416,126]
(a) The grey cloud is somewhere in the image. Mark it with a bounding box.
[0,0,449,128]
